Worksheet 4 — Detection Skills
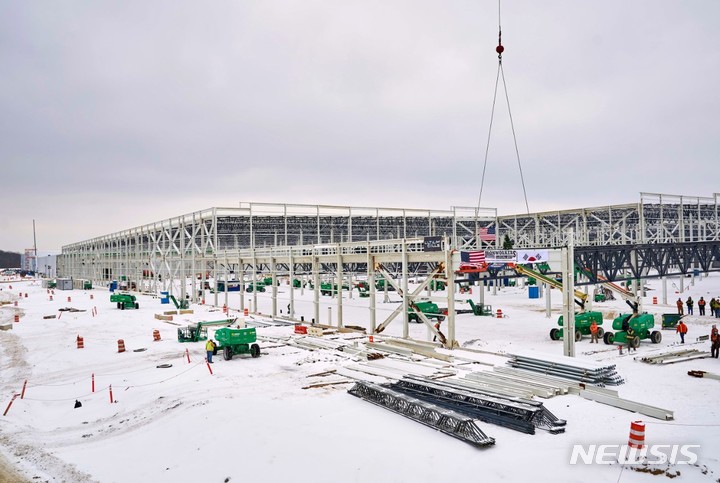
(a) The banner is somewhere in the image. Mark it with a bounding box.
[483,249,549,263]
[423,236,442,252]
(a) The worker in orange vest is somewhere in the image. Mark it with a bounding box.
[589,320,599,343]
[676,320,688,344]
[676,298,684,315]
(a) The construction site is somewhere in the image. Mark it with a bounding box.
[2,0,720,481]
[0,193,719,482]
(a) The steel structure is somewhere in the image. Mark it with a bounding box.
[58,202,497,284]
[498,192,720,248]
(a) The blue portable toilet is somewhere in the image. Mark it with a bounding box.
[160,291,170,304]
[528,286,539,299]
[109,280,118,292]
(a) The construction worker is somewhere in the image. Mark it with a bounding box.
[711,325,719,359]
[206,339,216,363]
[686,296,694,315]
[589,320,599,343]
[621,316,636,352]
[698,297,706,316]
[676,320,688,344]
[676,298,684,315]
[709,298,717,318]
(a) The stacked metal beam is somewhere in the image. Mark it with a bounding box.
[390,376,566,435]
[348,381,496,447]
[639,349,711,365]
[507,352,625,386]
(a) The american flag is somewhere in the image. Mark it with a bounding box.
[459,250,486,271]
[478,226,496,242]
[468,250,486,264]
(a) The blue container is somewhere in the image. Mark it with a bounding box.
[528,286,539,299]
[693,269,700,277]
[160,291,170,304]
[109,280,118,292]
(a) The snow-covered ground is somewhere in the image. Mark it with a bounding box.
[1,273,719,483]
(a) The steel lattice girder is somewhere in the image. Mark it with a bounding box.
[390,377,566,434]
[574,240,720,283]
[347,381,495,447]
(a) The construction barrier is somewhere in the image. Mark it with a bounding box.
[90,294,94,300]
[294,325,308,334]
[76,336,84,349]
[67,296,71,303]
[369,335,374,343]
[652,297,658,305]
[14,315,19,323]
[243,308,249,316]
[628,421,645,448]
[153,329,161,341]
[117,339,126,353]
[496,309,503,319]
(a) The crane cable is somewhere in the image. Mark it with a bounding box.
[476,0,531,217]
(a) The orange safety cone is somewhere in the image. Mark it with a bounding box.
[652,296,658,304]
[628,421,645,448]
[14,315,19,323]
[243,308,249,316]
[76,335,84,349]
[496,309,503,318]
[67,296,71,303]
[117,339,126,353]
[153,329,161,341]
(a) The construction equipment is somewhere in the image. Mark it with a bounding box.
[408,301,446,323]
[467,299,493,316]
[429,280,446,291]
[110,293,139,310]
[513,264,603,341]
[319,282,349,296]
[214,327,260,360]
[176,318,237,343]
[375,279,395,291]
[355,281,370,298]
[169,295,190,310]
[263,277,279,287]
[513,264,589,309]
[603,313,662,348]
[578,268,642,314]
[292,279,306,288]
[245,281,267,293]
[661,313,683,329]
[551,312,604,341]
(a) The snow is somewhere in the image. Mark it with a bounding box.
[1,274,720,482]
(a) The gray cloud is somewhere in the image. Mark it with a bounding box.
[1,0,718,251]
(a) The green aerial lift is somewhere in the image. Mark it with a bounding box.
[603,313,662,348]
[467,299,493,316]
[110,293,139,310]
[408,301,446,323]
[169,295,189,310]
[214,327,261,360]
[177,318,237,342]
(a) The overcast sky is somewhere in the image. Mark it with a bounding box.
[1,1,719,252]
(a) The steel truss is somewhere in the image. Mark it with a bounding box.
[498,192,720,248]
[347,381,496,447]
[390,376,566,434]
[575,240,720,283]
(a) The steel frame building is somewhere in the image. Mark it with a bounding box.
[498,192,720,248]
